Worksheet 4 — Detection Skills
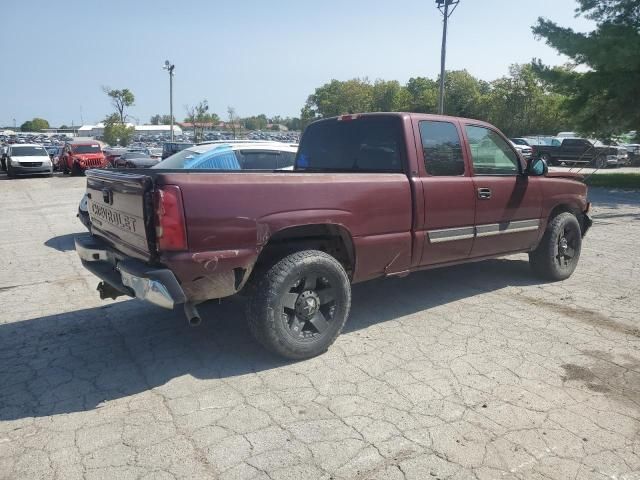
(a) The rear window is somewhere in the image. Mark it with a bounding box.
[72,145,101,154]
[11,146,48,157]
[296,116,405,172]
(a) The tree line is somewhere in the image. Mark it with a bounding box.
[299,64,571,137]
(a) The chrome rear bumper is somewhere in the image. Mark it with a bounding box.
[75,233,186,309]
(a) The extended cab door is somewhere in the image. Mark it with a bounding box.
[415,118,476,266]
[561,138,593,162]
[463,124,542,258]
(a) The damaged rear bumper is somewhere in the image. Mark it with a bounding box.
[75,233,186,309]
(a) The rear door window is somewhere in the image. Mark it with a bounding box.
[419,120,465,176]
[296,116,405,172]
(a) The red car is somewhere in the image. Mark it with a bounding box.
[75,113,592,359]
[59,141,109,175]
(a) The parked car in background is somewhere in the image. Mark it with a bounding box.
[45,146,63,170]
[624,144,640,165]
[59,141,108,175]
[75,113,591,359]
[115,152,160,168]
[104,147,128,167]
[154,141,297,170]
[509,138,533,159]
[534,137,625,168]
[162,141,194,159]
[3,144,53,177]
[0,145,8,170]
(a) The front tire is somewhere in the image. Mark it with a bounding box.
[247,250,351,359]
[529,212,582,281]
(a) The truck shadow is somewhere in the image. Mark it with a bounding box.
[44,233,82,252]
[0,257,540,421]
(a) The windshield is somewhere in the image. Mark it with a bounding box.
[12,146,49,156]
[72,145,101,154]
[296,116,405,172]
[511,138,528,146]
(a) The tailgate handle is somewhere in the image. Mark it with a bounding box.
[102,188,113,205]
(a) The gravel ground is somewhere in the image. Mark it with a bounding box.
[1,173,639,480]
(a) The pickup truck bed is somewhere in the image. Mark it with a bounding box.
[76,112,592,359]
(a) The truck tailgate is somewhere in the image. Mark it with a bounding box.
[85,169,155,261]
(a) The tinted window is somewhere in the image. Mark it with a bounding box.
[296,117,404,172]
[238,150,295,169]
[465,125,519,175]
[11,146,48,157]
[419,120,465,176]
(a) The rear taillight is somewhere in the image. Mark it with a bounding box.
[155,185,187,251]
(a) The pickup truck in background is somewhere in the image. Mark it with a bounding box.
[75,113,592,359]
[534,137,628,168]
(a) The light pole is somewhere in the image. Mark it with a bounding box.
[163,60,175,142]
[436,0,460,115]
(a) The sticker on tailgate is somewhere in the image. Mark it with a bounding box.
[89,201,141,234]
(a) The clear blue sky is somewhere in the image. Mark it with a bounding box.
[1,0,594,127]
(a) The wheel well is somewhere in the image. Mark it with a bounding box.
[547,203,586,232]
[253,224,355,279]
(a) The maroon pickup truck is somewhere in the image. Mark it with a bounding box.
[75,113,592,359]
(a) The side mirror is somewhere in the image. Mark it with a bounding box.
[527,157,548,176]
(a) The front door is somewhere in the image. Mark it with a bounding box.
[462,124,543,258]
[416,118,476,266]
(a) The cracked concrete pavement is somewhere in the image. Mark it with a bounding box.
[1,173,639,480]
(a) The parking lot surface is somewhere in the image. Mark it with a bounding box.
[1,173,639,480]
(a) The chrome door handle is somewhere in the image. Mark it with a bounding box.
[477,187,492,199]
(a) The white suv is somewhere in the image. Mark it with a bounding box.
[3,144,53,177]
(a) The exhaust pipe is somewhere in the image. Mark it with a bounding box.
[184,302,202,327]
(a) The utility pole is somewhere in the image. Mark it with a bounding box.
[436,0,460,115]
[163,60,175,142]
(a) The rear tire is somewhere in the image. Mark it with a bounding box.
[529,212,582,281]
[247,250,351,360]
[592,155,606,169]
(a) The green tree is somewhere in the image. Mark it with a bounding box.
[405,77,438,113]
[304,78,374,118]
[20,118,49,132]
[532,0,640,137]
[102,87,135,123]
[185,100,217,143]
[371,80,411,112]
[243,114,268,131]
[150,114,176,125]
[227,106,239,139]
[102,113,134,146]
[482,64,571,136]
[441,70,485,118]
